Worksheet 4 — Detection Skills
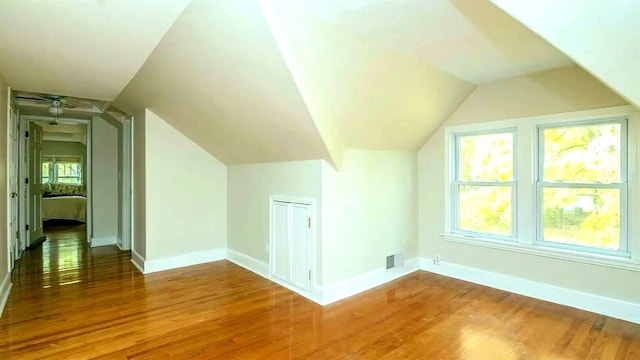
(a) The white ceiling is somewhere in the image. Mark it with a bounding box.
[0,0,189,100]
[261,3,476,151]
[115,1,330,165]
[1,0,602,166]
[297,0,573,84]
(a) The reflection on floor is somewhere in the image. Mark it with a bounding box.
[1,226,639,358]
[11,223,131,289]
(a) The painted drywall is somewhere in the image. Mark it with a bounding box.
[133,109,146,258]
[260,2,475,152]
[0,1,190,100]
[490,0,640,107]
[91,117,119,241]
[144,110,227,260]
[322,149,417,285]
[42,140,87,184]
[0,74,8,284]
[227,160,323,283]
[418,66,639,303]
[114,1,330,165]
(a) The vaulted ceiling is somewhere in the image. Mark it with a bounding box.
[0,0,189,100]
[0,0,635,167]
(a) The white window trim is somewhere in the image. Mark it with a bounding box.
[443,106,640,271]
[43,155,83,184]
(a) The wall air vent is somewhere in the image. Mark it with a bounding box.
[386,253,404,270]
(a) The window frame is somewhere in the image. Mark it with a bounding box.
[451,128,517,240]
[42,155,83,184]
[442,106,640,271]
[535,119,628,257]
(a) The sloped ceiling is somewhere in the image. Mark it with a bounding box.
[489,0,640,107]
[261,2,476,152]
[114,1,329,165]
[3,0,599,166]
[0,0,189,100]
[291,0,573,84]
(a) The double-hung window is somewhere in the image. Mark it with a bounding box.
[42,156,83,184]
[453,130,515,239]
[537,120,627,256]
[444,106,639,269]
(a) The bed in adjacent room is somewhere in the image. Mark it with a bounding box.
[42,183,86,223]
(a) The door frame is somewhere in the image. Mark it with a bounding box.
[268,195,316,299]
[119,117,132,251]
[20,115,92,247]
[6,88,20,271]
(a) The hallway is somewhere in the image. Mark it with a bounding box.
[11,224,131,288]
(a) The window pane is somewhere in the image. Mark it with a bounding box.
[57,177,81,184]
[543,123,621,183]
[458,185,512,236]
[57,162,81,178]
[459,132,513,182]
[542,187,620,250]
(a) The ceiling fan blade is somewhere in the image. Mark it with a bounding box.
[61,97,94,109]
[15,95,51,104]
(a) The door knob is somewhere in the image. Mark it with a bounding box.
[10,192,18,198]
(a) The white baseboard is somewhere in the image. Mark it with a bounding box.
[0,272,12,317]
[130,249,145,274]
[420,257,640,325]
[226,249,269,278]
[226,249,324,305]
[143,248,227,274]
[226,249,420,306]
[91,236,117,248]
[320,258,419,306]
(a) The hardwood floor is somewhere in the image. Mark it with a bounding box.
[1,226,639,359]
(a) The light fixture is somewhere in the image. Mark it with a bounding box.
[49,99,62,126]
[49,99,64,116]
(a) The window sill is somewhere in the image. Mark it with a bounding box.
[441,233,640,272]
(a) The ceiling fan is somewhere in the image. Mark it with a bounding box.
[15,93,94,126]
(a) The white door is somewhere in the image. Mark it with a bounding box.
[28,122,44,244]
[271,200,312,293]
[8,98,20,266]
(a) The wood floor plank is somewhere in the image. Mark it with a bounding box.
[1,224,639,359]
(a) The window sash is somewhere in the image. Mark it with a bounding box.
[535,183,628,256]
[452,181,517,239]
[536,120,628,256]
[537,119,627,184]
[452,128,517,239]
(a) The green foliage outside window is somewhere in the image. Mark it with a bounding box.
[456,123,622,250]
[541,124,622,250]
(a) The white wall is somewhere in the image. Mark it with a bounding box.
[418,66,639,303]
[490,0,640,107]
[133,109,146,259]
[227,160,323,282]
[143,110,227,260]
[322,149,417,285]
[91,117,119,242]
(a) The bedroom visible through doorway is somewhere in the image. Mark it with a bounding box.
[7,90,134,280]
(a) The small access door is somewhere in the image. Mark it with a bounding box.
[27,122,44,245]
[271,200,312,293]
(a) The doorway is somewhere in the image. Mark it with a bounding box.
[22,116,90,250]
[269,196,314,294]
[7,90,133,274]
